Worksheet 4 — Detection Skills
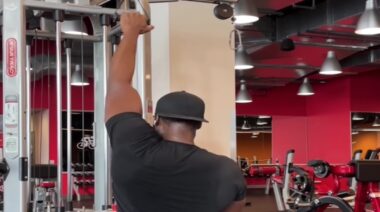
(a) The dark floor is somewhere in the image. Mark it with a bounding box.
[243,188,344,212]
[243,189,278,212]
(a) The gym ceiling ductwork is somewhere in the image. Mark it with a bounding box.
[234,0,380,92]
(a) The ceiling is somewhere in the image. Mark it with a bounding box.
[236,0,380,91]
[2,0,379,88]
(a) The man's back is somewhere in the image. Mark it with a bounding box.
[107,112,246,212]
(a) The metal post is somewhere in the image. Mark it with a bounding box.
[54,10,64,212]
[93,14,112,211]
[3,0,28,211]
[65,40,74,211]
[282,150,295,210]
[272,180,285,211]
[26,39,32,209]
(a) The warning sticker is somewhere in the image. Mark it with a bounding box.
[6,38,17,77]
[5,136,18,154]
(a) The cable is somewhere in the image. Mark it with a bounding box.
[47,38,51,179]
[80,15,86,198]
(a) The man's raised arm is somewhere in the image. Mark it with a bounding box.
[105,13,154,121]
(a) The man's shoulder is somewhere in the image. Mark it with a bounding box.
[195,149,239,169]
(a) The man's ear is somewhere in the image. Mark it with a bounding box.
[153,116,160,127]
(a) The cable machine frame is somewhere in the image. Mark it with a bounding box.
[2,0,152,211]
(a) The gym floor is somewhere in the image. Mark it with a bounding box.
[243,188,342,212]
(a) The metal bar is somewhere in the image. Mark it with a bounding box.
[25,0,130,15]
[26,43,32,207]
[102,23,111,209]
[66,47,73,204]
[26,30,101,42]
[282,151,294,210]
[272,181,285,211]
[305,30,380,42]
[253,64,318,70]
[3,0,28,211]
[294,41,368,50]
[109,25,121,37]
[56,18,63,211]
[93,15,111,210]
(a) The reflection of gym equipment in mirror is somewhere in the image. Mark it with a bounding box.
[236,115,272,165]
[351,112,380,158]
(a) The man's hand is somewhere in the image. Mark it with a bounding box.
[120,12,154,36]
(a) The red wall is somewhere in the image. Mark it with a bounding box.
[305,79,351,163]
[237,71,380,164]
[237,84,306,116]
[351,71,380,112]
[272,116,308,163]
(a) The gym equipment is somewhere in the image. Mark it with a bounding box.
[304,160,380,212]
[2,0,151,211]
[271,149,363,211]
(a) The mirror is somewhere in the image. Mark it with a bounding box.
[351,112,380,159]
[236,115,272,165]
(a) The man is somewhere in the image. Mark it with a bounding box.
[105,12,246,212]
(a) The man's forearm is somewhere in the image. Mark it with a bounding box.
[109,32,139,85]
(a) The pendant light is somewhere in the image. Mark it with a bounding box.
[234,0,259,24]
[258,115,271,119]
[256,118,268,126]
[373,116,380,127]
[241,119,252,130]
[297,78,315,96]
[352,113,365,121]
[234,30,254,70]
[236,80,252,103]
[319,51,342,75]
[71,64,89,86]
[355,0,380,35]
[62,19,89,35]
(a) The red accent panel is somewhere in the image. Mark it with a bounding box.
[272,116,308,164]
[306,79,351,163]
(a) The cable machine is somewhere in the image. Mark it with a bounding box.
[2,0,152,211]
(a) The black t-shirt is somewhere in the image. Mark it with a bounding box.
[106,112,246,212]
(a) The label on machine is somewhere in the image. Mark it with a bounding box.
[6,38,17,78]
[4,95,19,158]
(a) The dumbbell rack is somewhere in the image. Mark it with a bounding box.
[71,163,94,202]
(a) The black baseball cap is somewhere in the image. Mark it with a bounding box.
[155,91,208,123]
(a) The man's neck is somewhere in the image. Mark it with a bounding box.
[163,134,195,145]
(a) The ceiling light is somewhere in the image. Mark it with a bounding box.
[297,78,315,96]
[236,80,252,103]
[258,115,271,119]
[355,0,380,35]
[251,135,258,139]
[234,30,253,70]
[352,131,359,135]
[234,0,259,24]
[373,116,380,127]
[256,118,268,125]
[352,113,365,121]
[241,119,252,130]
[235,45,254,70]
[319,51,342,75]
[62,19,88,36]
[71,64,90,86]
[252,132,260,136]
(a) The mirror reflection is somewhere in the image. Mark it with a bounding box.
[351,112,380,159]
[236,116,272,165]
